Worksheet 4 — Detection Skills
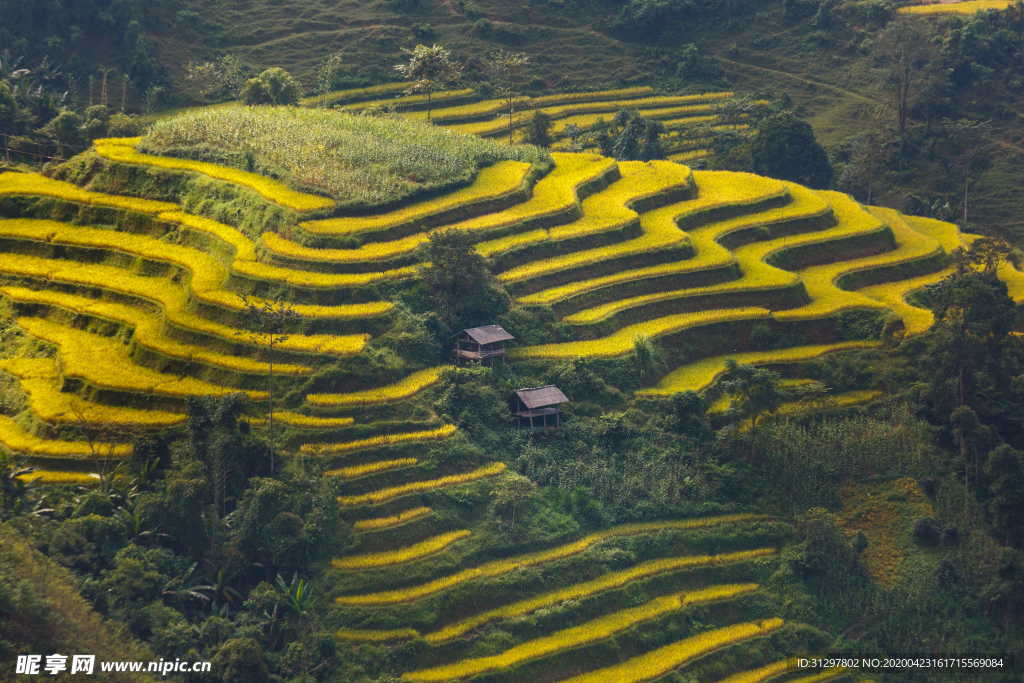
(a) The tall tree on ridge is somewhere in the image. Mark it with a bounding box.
[239,295,300,472]
[872,18,938,140]
[395,44,461,122]
[485,50,530,144]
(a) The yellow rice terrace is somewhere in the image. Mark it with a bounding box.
[1,87,1021,682]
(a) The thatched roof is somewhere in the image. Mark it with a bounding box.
[462,325,515,345]
[515,385,570,409]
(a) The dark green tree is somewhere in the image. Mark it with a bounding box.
[212,638,270,683]
[238,295,300,468]
[871,18,938,137]
[632,334,666,384]
[491,474,538,530]
[718,359,788,451]
[229,476,349,574]
[185,55,248,104]
[419,229,508,334]
[315,52,346,105]
[184,395,271,520]
[750,112,833,188]
[668,391,713,442]
[984,445,1024,547]
[612,0,700,38]
[524,110,553,147]
[37,108,82,156]
[0,79,30,134]
[394,44,461,122]
[240,67,301,106]
[595,109,666,161]
[921,242,1017,413]
[484,50,529,144]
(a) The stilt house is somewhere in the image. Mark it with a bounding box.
[513,385,570,429]
[454,325,515,366]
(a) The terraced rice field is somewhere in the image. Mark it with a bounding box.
[308,83,742,161]
[898,0,1014,14]
[0,103,993,679]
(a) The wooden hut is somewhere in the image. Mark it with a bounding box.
[454,325,515,366]
[513,385,570,429]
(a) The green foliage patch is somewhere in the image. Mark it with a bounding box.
[139,106,551,211]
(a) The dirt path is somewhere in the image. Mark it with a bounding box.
[713,55,881,105]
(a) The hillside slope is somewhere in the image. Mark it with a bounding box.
[141,0,1024,244]
[1,108,1015,679]
[0,524,155,682]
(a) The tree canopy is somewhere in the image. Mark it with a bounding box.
[240,67,301,106]
[751,112,834,189]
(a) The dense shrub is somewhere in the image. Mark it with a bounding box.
[751,112,834,189]
[239,68,301,106]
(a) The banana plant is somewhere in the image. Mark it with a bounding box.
[276,572,314,619]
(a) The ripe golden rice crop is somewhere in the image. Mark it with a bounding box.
[550,108,717,136]
[560,186,886,326]
[898,1,1012,14]
[301,424,456,455]
[298,160,531,238]
[264,154,596,263]
[859,267,955,336]
[560,617,785,683]
[0,249,367,357]
[93,138,335,211]
[308,366,451,408]
[424,548,776,644]
[0,415,131,459]
[232,258,419,289]
[16,470,102,484]
[343,88,475,111]
[265,156,566,263]
[158,210,259,261]
[15,317,267,401]
[899,213,966,254]
[0,215,384,323]
[403,96,530,124]
[336,462,507,508]
[403,583,761,681]
[262,230,427,265]
[353,507,432,533]
[528,87,655,107]
[484,162,692,261]
[301,81,408,106]
[325,458,419,479]
[254,412,355,429]
[449,90,731,137]
[512,308,771,360]
[495,161,692,281]
[2,287,313,377]
[668,149,712,162]
[446,153,617,237]
[0,171,177,214]
[0,358,186,429]
[332,530,471,570]
[335,513,765,605]
[334,628,420,642]
[152,215,396,319]
[516,171,792,306]
[639,341,879,396]
[773,198,943,323]
[719,657,800,682]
